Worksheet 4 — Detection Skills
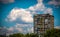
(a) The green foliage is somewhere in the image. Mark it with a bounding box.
[25,33,38,37]
[30,33,38,37]
[44,29,60,37]
[0,35,6,37]
[9,33,38,37]
[9,33,24,37]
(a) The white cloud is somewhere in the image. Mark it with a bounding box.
[0,27,8,35]
[8,27,14,31]
[5,8,33,34]
[6,0,53,22]
[7,8,33,23]
[7,23,33,34]
[27,27,34,33]
[0,0,14,4]
[15,23,32,27]
[15,23,33,33]
[5,0,53,34]
[37,0,43,3]
[28,0,53,15]
[48,0,60,6]
[54,26,60,29]
[44,8,53,15]
[28,0,45,13]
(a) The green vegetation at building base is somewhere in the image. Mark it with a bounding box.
[0,29,60,37]
[9,33,38,37]
[44,29,60,37]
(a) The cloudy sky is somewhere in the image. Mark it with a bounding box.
[0,0,60,35]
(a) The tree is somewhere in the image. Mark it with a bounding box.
[9,33,24,37]
[44,29,60,37]
[30,33,38,37]
[0,35,6,37]
[9,33,38,37]
[25,33,30,37]
[25,33,38,37]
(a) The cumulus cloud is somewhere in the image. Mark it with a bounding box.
[48,0,60,6]
[28,0,53,15]
[28,0,45,14]
[44,8,53,15]
[6,0,53,22]
[0,0,14,4]
[27,27,34,33]
[7,8,33,23]
[8,27,14,31]
[15,23,33,33]
[5,8,33,34]
[7,23,33,34]
[0,27,8,35]
[5,0,53,34]
[54,26,60,29]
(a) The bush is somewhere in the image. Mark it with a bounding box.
[44,29,60,37]
[9,33,38,37]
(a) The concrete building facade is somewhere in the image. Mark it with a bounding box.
[34,14,54,37]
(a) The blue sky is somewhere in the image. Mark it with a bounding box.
[0,0,60,35]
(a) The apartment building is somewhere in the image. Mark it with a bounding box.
[34,14,54,37]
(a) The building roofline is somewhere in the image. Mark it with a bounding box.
[33,14,54,17]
